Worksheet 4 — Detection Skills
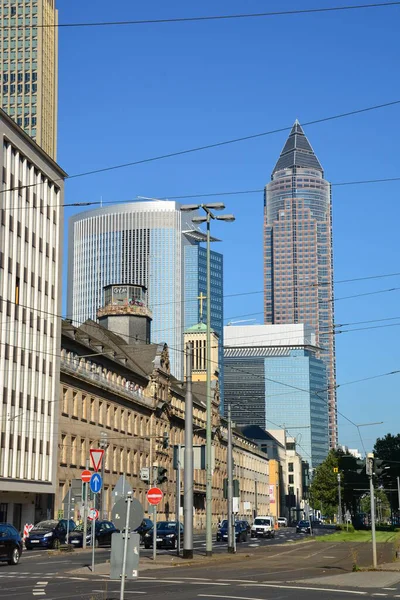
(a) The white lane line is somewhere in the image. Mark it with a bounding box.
[36,582,48,585]
[178,578,213,581]
[239,583,368,595]
[372,595,388,597]
[138,576,157,580]
[383,589,397,591]
[32,593,46,597]
[217,580,256,584]
[323,556,337,558]
[191,583,230,587]
[92,591,146,595]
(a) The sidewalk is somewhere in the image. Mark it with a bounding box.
[293,570,400,589]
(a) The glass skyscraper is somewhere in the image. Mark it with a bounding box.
[223,324,329,468]
[0,1,58,159]
[68,201,223,381]
[264,121,336,447]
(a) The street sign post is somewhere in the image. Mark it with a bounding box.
[110,492,142,599]
[111,497,144,532]
[81,470,91,483]
[90,473,103,495]
[147,487,163,505]
[90,449,105,472]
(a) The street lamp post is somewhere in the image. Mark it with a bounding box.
[180,202,235,557]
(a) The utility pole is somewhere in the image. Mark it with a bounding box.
[176,443,181,557]
[100,431,108,519]
[183,342,194,559]
[83,459,89,549]
[205,211,213,557]
[179,202,235,558]
[254,478,258,519]
[337,473,342,525]
[367,453,377,568]
[397,476,400,513]
[227,405,235,553]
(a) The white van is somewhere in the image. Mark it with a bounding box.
[250,516,275,539]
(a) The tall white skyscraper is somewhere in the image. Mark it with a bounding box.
[68,201,223,378]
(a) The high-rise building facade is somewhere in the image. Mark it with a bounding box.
[264,122,337,446]
[0,0,58,159]
[0,108,65,527]
[68,202,224,380]
[223,324,329,468]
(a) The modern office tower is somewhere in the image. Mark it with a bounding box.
[0,0,58,159]
[224,324,329,468]
[68,201,224,380]
[0,108,65,527]
[264,121,337,447]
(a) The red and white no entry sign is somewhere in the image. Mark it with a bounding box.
[81,470,91,483]
[147,487,163,505]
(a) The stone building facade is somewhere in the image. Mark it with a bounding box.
[57,319,270,528]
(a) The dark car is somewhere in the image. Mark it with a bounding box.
[25,519,76,550]
[216,520,247,543]
[0,523,23,565]
[135,518,153,540]
[296,520,311,534]
[239,520,251,534]
[67,520,118,548]
[143,521,183,549]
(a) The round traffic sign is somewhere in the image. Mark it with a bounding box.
[88,508,99,521]
[111,497,144,531]
[147,487,163,506]
[81,470,91,483]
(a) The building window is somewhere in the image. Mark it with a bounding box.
[288,462,294,473]
[15,277,20,305]
[62,388,68,414]
[71,437,77,466]
[288,475,294,485]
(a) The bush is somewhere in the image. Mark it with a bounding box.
[336,524,355,533]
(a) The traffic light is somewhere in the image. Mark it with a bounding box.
[374,459,387,477]
[162,431,169,449]
[157,467,168,484]
[354,459,366,475]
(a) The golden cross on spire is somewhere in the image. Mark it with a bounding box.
[198,292,207,322]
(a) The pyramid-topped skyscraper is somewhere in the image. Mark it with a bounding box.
[264,122,337,448]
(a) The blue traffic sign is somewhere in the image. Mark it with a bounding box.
[90,473,103,494]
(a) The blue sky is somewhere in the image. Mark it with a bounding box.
[57,1,400,451]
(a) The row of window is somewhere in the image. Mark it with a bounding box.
[2,72,37,83]
[3,83,38,94]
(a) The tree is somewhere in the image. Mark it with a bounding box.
[374,433,400,510]
[374,434,400,463]
[360,489,391,523]
[309,450,340,518]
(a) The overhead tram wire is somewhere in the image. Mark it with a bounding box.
[2,2,400,29]
[3,174,400,214]
[1,99,400,197]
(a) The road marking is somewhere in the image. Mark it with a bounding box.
[178,578,213,581]
[371,595,388,597]
[239,583,368,595]
[382,589,397,591]
[191,583,230,587]
[217,580,256,584]
[32,580,48,597]
[248,544,259,547]
[323,556,337,558]
[92,591,146,595]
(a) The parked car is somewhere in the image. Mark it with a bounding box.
[216,520,248,543]
[277,517,288,527]
[135,518,153,540]
[239,519,251,534]
[296,520,311,534]
[251,516,275,539]
[67,520,118,548]
[0,523,23,565]
[25,519,76,550]
[144,521,183,549]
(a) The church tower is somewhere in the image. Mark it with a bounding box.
[183,293,219,381]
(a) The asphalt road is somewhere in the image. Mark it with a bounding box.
[3,526,398,599]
